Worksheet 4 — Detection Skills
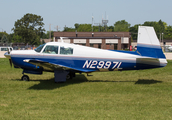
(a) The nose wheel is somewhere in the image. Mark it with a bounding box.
[21,75,30,81]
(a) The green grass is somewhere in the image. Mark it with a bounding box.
[1,58,172,119]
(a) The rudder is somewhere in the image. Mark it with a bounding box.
[136,26,165,59]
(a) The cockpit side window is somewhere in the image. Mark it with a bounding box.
[60,46,73,55]
[34,44,45,52]
[43,45,59,54]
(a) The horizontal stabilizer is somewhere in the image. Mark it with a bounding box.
[136,58,167,69]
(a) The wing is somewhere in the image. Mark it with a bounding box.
[23,59,74,72]
[23,59,93,72]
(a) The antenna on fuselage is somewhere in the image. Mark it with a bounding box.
[60,37,68,43]
[60,37,64,43]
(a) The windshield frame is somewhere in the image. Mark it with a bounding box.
[34,44,45,53]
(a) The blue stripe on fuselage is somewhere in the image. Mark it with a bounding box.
[109,50,140,56]
[11,54,137,72]
[11,51,165,73]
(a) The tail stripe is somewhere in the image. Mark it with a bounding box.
[137,26,166,59]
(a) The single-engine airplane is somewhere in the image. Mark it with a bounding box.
[4,26,167,82]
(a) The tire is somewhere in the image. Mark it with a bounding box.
[21,75,30,81]
[66,72,75,80]
[66,74,71,80]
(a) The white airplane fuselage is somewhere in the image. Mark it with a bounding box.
[4,26,168,82]
[8,42,167,72]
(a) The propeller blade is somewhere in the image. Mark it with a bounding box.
[8,47,10,54]
[9,59,12,67]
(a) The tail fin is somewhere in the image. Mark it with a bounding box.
[137,26,166,59]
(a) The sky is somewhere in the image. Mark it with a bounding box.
[0,0,172,34]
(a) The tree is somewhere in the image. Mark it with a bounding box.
[63,24,92,32]
[63,27,75,32]
[114,20,130,32]
[0,34,8,45]
[42,31,54,39]
[0,32,9,46]
[92,25,103,32]
[12,13,45,45]
[129,24,141,40]
[76,24,92,32]
[7,33,13,43]
[12,34,22,43]
[74,23,80,30]
[164,25,172,39]
[0,32,8,41]
[158,20,166,33]
[142,20,167,39]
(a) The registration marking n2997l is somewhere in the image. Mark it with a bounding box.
[83,60,122,69]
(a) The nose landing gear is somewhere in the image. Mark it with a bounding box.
[21,75,30,81]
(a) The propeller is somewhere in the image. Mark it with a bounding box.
[9,59,13,67]
[7,47,13,67]
[8,47,10,54]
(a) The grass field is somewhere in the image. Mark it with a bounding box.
[0,58,172,120]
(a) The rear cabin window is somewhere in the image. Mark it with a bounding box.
[43,45,59,54]
[60,46,73,55]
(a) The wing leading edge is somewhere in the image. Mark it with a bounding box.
[23,59,94,72]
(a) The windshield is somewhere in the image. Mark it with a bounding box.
[34,44,45,52]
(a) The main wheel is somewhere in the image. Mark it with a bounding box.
[21,75,30,81]
[66,74,71,80]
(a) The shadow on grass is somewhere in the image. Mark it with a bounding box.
[135,79,162,84]
[14,75,163,90]
[87,79,162,85]
[28,74,88,90]
[87,80,135,82]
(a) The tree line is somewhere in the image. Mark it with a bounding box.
[0,13,172,46]
[64,20,171,41]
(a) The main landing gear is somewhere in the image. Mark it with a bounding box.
[21,75,30,81]
[20,70,75,82]
[54,71,75,83]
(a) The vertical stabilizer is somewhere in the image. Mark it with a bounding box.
[137,26,166,59]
